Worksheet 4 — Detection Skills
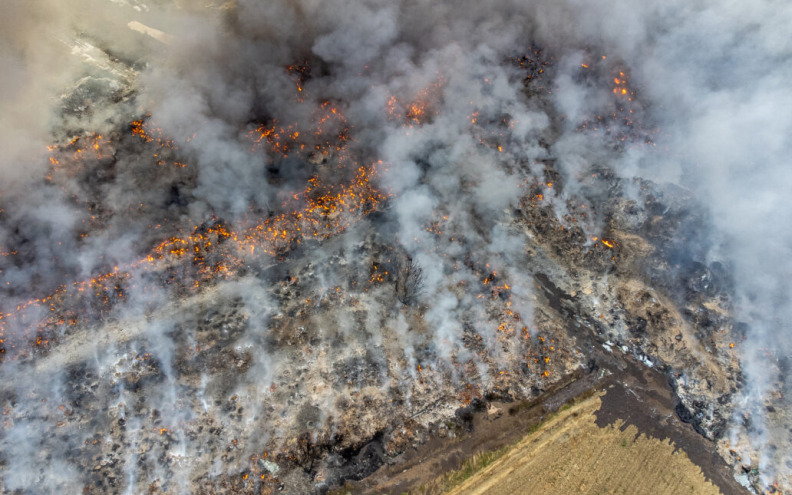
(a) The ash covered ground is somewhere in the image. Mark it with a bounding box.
[1,1,791,494]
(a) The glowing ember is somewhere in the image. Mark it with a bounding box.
[386,79,444,127]
[1,99,388,358]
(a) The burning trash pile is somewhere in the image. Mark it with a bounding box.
[1,1,792,494]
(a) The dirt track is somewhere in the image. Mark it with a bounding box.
[447,392,722,495]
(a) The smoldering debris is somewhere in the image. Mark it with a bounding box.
[1,0,791,494]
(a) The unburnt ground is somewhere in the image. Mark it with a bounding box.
[446,392,720,495]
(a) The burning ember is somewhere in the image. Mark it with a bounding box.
[0,96,388,359]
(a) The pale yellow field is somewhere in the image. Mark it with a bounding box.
[445,393,722,495]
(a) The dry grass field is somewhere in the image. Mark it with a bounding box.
[444,392,722,495]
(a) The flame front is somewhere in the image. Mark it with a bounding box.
[0,92,388,359]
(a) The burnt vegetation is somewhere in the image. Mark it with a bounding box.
[396,258,424,307]
[0,8,771,491]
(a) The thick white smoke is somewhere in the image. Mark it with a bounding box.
[534,1,792,484]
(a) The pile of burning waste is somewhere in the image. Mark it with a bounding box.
[1,1,790,494]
